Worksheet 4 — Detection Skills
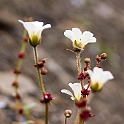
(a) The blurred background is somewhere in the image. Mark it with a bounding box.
[0,0,124,124]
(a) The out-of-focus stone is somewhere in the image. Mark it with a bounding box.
[0,72,36,96]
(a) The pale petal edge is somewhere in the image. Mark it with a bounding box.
[64,30,74,41]
[18,20,24,24]
[61,89,73,96]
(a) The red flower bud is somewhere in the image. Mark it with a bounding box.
[18,52,25,59]
[76,98,87,108]
[78,72,86,80]
[40,93,53,103]
[81,89,90,96]
[24,37,29,42]
[14,93,21,100]
[96,55,101,62]
[18,108,23,114]
[80,107,95,121]
[13,68,21,74]
[12,81,19,88]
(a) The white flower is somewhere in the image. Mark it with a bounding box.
[61,83,90,101]
[87,67,114,92]
[64,28,96,49]
[61,83,82,101]
[18,20,51,46]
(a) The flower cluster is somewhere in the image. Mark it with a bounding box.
[18,20,114,124]
[61,28,114,123]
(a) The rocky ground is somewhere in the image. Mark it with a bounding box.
[0,0,124,124]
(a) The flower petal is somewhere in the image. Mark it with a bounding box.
[64,30,75,42]
[19,20,36,37]
[61,89,74,100]
[88,67,114,85]
[101,71,114,84]
[69,83,82,101]
[81,31,96,45]
[42,24,51,31]
[18,20,51,38]
[72,28,82,41]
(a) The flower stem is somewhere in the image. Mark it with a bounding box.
[64,117,67,124]
[74,109,80,124]
[33,47,46,95]
[76,52,82,75]
[76,52,84,90]
[87,92,94,104]
[45,103,49,124]
[79,118,84,124]
[13,29,27,122]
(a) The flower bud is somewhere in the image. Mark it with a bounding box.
[41,67,48,75]
[13,93,21,100]
[100,53,107,60]
[96,55,101,62]
[34,62,44,68]
[84,58,90,63]
[76,98,87,108]
[13,68,21,74]
[24,37,29,42]
[18,108,23,114]
[64,109,72,118]
[18,52,25,59]
[40,93,53,103]
[78,72,86,80]
[12,81,19,88]
[80,107,95,121]
[81,89,90,96]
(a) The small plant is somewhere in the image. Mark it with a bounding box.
[10,19,114,124]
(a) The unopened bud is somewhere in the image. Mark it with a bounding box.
[18,52,25,59]
[80,107,93,120]
[24,37,29,42]
[96,55,101,62]
[100,53,107,60]
[76,98,87,108]
[13,68,21,74]
[12,81,19,88]
[81,89,90,96]
[40,93,53,103]
[18,108,23,114]
[78,72,86,80]
[42,58,47,63]
[84,58,90,63]
[40,98,45,103]
[64,109,72,118]
[13,93,21,100]
[41,67,48,75]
